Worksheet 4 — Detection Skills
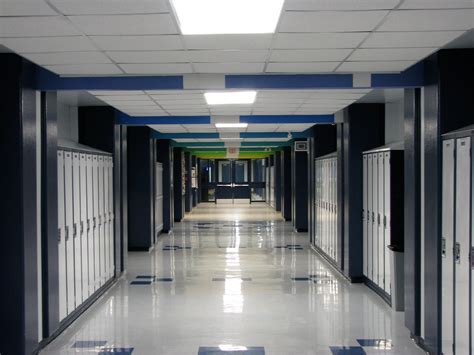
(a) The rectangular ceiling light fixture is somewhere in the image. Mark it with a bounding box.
[215,123,248,128]
[170,0,284,35]
[205,91,257,105]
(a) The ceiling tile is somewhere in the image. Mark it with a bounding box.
[273,33,367,49]
[400,0,474,9]
[348,47,437,61]
[193,62,265,73]
[0,1,57,16]
[50,0,169,15]
[278,11,388,32]
[103,100,154,106]
[246,124,278,132]
[270,49,351,62]
[0,16,80,37]
[68,14,178,35]
[266,62,339,73]
[173,138,198,142]
[90,35,183,51]
[107,51,188,63]
[22,51,111,65]
[187,50,268,63]
[182,124,214,130]
[337,61,416,72]
[0,36,97,53]
[284,0,398,10]
[89,90,145,95]
[378,9,474,31]
[184,34,273,50]
[44,63,122,75]
[119,63,193,74]
[362,31,466,48]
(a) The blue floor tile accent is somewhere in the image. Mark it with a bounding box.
[72,340,107,348]
[163,245,191,251]
[291,277,310,281]
[329,346,366,355]
[356,339,393,349]
[130,280,152,285]
[286,244,301,247]
[156,277,174,282]
[241,278,252,281]
[198,346,265,354]
[287,247,303,250]
[136,275,155,280]
[98,348,134,355]
[212,278,226,281]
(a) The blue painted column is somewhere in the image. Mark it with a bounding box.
[274,151,282,212]
[127,126,155,251]
[173,147,185,222]
[281,147,292,221]
[184,152,192,212]
[0,54,40,355]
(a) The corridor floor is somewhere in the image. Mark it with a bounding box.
[41,203,423,355]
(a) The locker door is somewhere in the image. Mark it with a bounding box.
[332,159,337,260]
[103,156,110,281]
[372,154,379,284]
[314,161,318,247]
[367,154,373,280]
[72,152,83,306]
[441,139,455,355]
[334,158,338,263]
[64,152,75,313]
[363,155,368,277]
[378,153,384,288]
[79,154,89,301]
[383,152,391,295]
[316,160,320,248]
[98,156,105,286]
[57,151,67,320]
[86,154,94,296]
[454,137,471,355]
[93,155,100,291]
[108,157,114,278]
[328,159,333,258]
[323,160,327,254]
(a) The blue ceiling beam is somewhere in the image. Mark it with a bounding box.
[240,114,333,124]
[152,132,220,139]
[35,62,426,91]
[117,112,211,125]
[35,66,183,91]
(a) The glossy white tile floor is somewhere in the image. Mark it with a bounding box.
[42,203,423,355]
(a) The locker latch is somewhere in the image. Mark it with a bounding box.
[377,214,380,225]
[73,223,77,237]
[93,217,96,228]
[57,228,61,243]
[454,243,461,264]
[471,248,474,269]
[87,219,90,232]
[383,216,387,228]
[372,212,375,223]
[441,238,446,258]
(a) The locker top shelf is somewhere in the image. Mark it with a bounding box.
[315,151,337,161]
[363,141,404,155]
[442,124,474,140]
[58,138,112,156]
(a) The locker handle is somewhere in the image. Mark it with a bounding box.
[454,243,461,264]
[383,215,387,228]
[441,238,446,258]
[372,212,375,223]
[87,219,90,232]
[93,217,97,228]
[73,223,77,237]
[377,214,380,225]
[57,228,61,243]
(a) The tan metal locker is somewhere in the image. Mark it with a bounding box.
[79,154,89,300]
[363,155,368,277]
[454,137,471,355]
[98,156,105,286]
[86,154,95,296]
[383,152,391,295]
[72,152,83,306]
[108,157,114,279]
[103,156,110,281]
[441,139,455,355]
[92,155,100,291]
[64,151,75,313]
[367,154,373,280]
[57,151,67,321]
[377,153,384,288]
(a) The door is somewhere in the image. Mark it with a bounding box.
[57,151,67,320]
[442,139,455,355]
[251,159,266,202]
[108,157,114,279]
[216,160,250,202]
[454,137,471,355]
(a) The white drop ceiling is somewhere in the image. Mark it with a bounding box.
[0,0,471,76]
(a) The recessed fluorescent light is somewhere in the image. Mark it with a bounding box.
[205,91,257,105]
[170,0,284,35]
[215,123,248,128]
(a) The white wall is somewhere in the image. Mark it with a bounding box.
[385,99,404,144]
[57,102,78,142]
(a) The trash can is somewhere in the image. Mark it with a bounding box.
[388,245,404,311]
